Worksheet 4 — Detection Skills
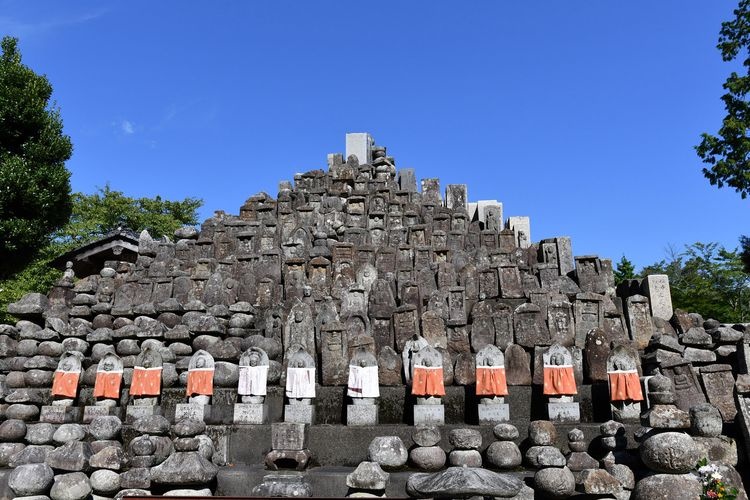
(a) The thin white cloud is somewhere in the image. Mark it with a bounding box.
[121,120,134,135]
[0,7,107,39]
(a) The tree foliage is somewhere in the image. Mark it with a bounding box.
[695,0,750,198]
[0,36,73,277]
[640,242,750,323]
[613,255,636,286]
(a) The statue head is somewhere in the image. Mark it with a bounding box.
[102,360,114,372]
[249,352,260,367]
[196,356,206,369]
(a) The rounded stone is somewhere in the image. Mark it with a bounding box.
[17,340,39,357]
[569,441,587,452]
[6,404,39,421]
[367,436,408,469]
[526,445,567,468]
[640,432,698,474]
[448,428,482,450]
[53,424,86,445]
[24,370,54,388]
[567,428,584,442]
[197,434,215,460]
[37,341,64,357]
[173,418,206,437]
[409,446,446,471]
[50,472,91,500]
[129,435,155,456]
[174,437,200,452]
[25,423,55,445]
[88,416,122,441]
[90,469,120,494]
[493,423,519,441]
[632,473,702,500]
[131,415,170,435]
[486,441,522,469]
[528,420,557,446]
[116,339,140,356]
[534,466,575,498]
[0,418,27,442]
[690,403,723,438]
[600,420,624,437]
[412,425,441,447]
[448,449,482,467]
[213,361,239,387]
[8,463,54,496]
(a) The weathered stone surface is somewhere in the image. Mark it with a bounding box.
[579,469,622,496]
[53,424,86,445]
[9,444,53,466]
[50,472,92,500]
[448,449,482,467]
[0,418,26,442]
[486,441,522,469]
[528,420,556,446]
[346,461,389,490]
[448,428,482,450]
[150,451,219,485]
[9,463,54,496]
[640,432,698,474]
[534,466,575,499]
[89,445,125,470]
[493,423,519,441]
[367,436,407,469]
[690,403,723,437]
[525,445,566,468]
[412,426,441,447]
[8,293,48,317]
[409,446,446,471]
[131,415,170,435]
[567,450,598,471]
[90,469,120,494]
[692,436,739,467]
[46,441,92,472]
[643,404,690,429]
[89,416,122,441]
[173,418,206,437]
[406,466,523,498]
[632,473,702,500]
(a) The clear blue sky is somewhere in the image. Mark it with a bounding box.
[1,1,746,270]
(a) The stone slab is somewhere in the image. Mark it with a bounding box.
[125,404,162,424]
[39,405,80,424]
[285,404,315,424]
[477,403,510,424]
[414,404,445,426]
[234,403,268,424]
[82,405,121,423]
[548,402,580,422]
[346,404,378,426]
[175,403,209,422]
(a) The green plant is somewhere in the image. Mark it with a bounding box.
[696,458,738,500]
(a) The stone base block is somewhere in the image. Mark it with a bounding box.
[347,404,378,426]
[285,404,315,424]
[126,404,162,423]
[82,405,121,423]
[548,401,580,422]
[39,405,80,424]
[175,403,209,422]
[234,403,268,424]
[477,403,509,424]
[413,404,444,425]
[612,401,642,422]
[265,449,312,471]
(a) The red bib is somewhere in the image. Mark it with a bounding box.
[543,366,577,396]
[130,367,162,397]
[608,371,643,402]
[186,369,214,397]
[51,371,80,398]
[476,366,509,396]
[93,371,122,399]
[411,367,446,397]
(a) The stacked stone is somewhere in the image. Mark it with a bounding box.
[527,421,575,499]
[565,427,623,498]
[485,423,522,470]
[409,425,445,471]
[117,415,171,496]
[598,420,636,497]
[87,416,124,498]
[366,436,408,471]
[447,428,482,467]
[148,418,217,496]
[345,461,390,498]
[38,423,92,500]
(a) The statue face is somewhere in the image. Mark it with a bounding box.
[249,353,260,367]
[103,360,114,371]
[61,359,72,371]
[143,357,153,368]
[196,357,206,369]
[295,311,303,322]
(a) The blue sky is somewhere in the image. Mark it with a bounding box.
[1,1,746,270]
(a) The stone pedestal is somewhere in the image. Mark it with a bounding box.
[347,404,378,426]
[82,405,120,423]
[285,404,315,424]
[413,404,444,425]
[175,403,209,422]
[265,422,312,471]
[611,401,642,422]
[477,403,509,424]
[125,404,162,423]
[548,397,579,422]
[40,405,80,424]
[234,403,268,424]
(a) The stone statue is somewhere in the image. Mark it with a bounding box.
[51,351,83,406]
[238,347,270,404]
[130,345,163,406]
[542,344,577,396]
[347,347,379,404]
[402,333,429,384]
[475,344,508,404]
[285,345,316,404]
[93,351,123,407]
[410,345,445,404]
[63,261,75,282]
[606,345,643,402]
[186,349,215,405]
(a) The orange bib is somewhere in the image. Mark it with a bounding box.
[476,366,509,396]
[93,371,123,399]
[51,371,80,398]
[130,367,162,397]
[543,365,577,395]
[411,367,446,397]
[608,370,643,401]
[186,369,214,397]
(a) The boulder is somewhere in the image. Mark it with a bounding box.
[486,441,522,469]
[346,461,390,490]
[406,466,523,498]
[367,436,408,469]
[640,432,698,474]
[49,472,92,500]
[88,416,122,441]
[409,446,446,471]
[448,428,482,450]
[632,473,702,500]
[9,463,54,496]
[534,466,575,498]
[150,451,219,485]
[528,420,556,446]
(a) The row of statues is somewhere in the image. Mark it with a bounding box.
[49,339,644,423]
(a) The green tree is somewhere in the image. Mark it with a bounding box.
[0,187,202,322]
[696,0,750,198]
[0,36,73,277]
[741,235,750,273]
[613,255,636,286]
[640,242,750,323]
